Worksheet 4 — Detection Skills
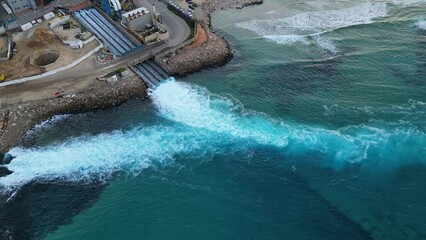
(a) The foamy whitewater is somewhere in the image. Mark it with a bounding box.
[417,19,426,30]
[392,0,426,6]
[1,79,425,193]
[235,2,388,52]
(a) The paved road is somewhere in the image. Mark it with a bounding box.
[0,0,190,104]
[6,0,88,30]
[134,0,190,47]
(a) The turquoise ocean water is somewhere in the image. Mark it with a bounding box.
[1,0,426,239]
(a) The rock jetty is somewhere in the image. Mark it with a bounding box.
[0,77,147,152]
[156,0,263,76]
[157,32,232,76]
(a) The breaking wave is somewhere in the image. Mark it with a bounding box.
[416,19,426,30]
[392,0,426,6]
[236,2,388,52]
[151,80,426,167]
[1,79,425,193]
[3,124,224,193]
[323,99,426,128]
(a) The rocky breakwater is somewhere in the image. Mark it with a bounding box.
[157,30,232,76]
[0,77,148,153]
[156,0,263,76]
[195,0,264,25]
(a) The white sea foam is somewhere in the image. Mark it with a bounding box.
[416,20,426,30]
[264,34,308,45]
[236,2,388,51]
[149,78,289,147]
[24,114,71,138]
[312,35,338,53]
[392,0,426,6]
[2,125,221,192]
[151,79,426,165]
[1,80,425,193]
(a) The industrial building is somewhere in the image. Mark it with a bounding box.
[4,0,37,12]
[74,8,140,55]
[122,7,152,31]
[121,7,168,44]
[2,0,55,13]
[50,15,94,49]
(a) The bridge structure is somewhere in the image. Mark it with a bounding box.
[130,58,170,88]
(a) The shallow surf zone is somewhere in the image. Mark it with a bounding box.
[1,79,425,194]
[235,2,388,51]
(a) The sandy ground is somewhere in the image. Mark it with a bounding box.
[0,37,7,55]
[0,21,98,81]
[0,55,102,107]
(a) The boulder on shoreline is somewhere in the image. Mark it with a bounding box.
[156,0,264,76]
[0,153,14,165]
[156,30,233,77]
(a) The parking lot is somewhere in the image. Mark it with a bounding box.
[167,0,196,18]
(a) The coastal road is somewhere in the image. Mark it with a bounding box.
[134,0,190,48]
[0,0,190,106]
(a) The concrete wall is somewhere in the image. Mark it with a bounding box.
[142,30,169,44]
[50,16,95,49]
[155,37,195,58]
[0,39,103,87]
[49,15,70,29]
[0,38,11,62]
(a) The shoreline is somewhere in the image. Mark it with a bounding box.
[156,0,264,76]
[0,0,263,153]
[0,77,147,152]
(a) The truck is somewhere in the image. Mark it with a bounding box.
[43,12,55,21]
[20,22,33,31]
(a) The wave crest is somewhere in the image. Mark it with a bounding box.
[235,3,388,51]
[416,20,426,30]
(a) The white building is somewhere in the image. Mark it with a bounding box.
[5,0,37,12]
[121,7,152,31]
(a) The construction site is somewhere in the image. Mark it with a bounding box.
[0,0,183,84]
[0,19,100,81]
[0,37,8,59]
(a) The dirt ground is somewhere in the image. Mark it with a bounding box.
[0,37,7,57]
[0,22,98,81]
[183,24,208,50]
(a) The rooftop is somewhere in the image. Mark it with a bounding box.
[122,7,150,20]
